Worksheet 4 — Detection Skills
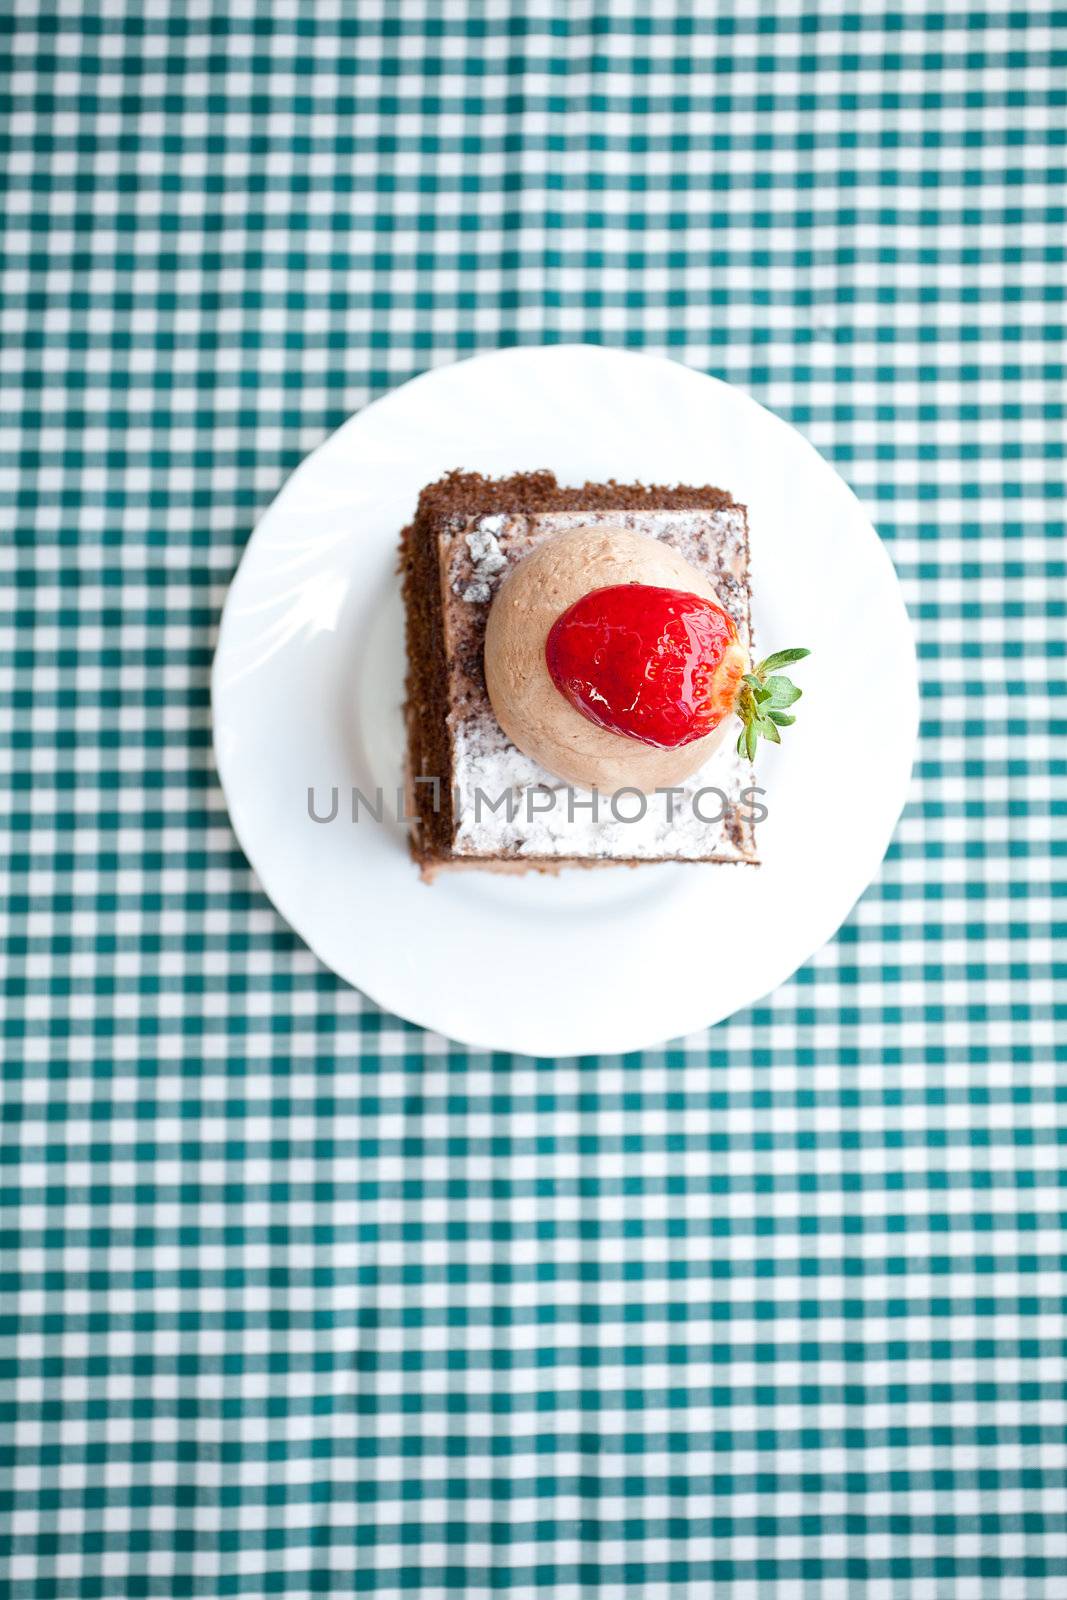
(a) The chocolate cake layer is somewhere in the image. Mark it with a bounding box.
[400,470,758,877]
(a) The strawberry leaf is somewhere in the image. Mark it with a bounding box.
[757,647,811,674]
[732,645,810,762]
[764,676,802,708]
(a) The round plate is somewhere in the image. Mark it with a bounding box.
[213,345,918,1056]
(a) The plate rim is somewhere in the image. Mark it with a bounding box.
[212,343,920,1056]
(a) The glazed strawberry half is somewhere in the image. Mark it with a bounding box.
[545,583,809,759]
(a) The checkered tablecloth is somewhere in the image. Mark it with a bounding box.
[3,3,1065,1596]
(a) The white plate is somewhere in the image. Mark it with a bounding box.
[212,345,918,1057]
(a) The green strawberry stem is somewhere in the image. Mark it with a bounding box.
[734,647,810,761]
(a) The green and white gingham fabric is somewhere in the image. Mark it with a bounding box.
[2,4,1065,1596]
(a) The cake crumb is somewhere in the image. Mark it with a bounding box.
[456,524,508,604]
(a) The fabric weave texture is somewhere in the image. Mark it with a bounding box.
[2,3,1064,1596]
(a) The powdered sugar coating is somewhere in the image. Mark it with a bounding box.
[451,716,756,861]
[455,519,508,603]
[439,506,758,863]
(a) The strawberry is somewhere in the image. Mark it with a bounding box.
[544,583,809,758]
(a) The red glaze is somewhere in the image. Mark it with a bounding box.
[545,583,745,750]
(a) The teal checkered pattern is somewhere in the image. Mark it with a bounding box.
[3,3,1065,1596]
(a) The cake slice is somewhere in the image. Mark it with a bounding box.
[400,470,759,878]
